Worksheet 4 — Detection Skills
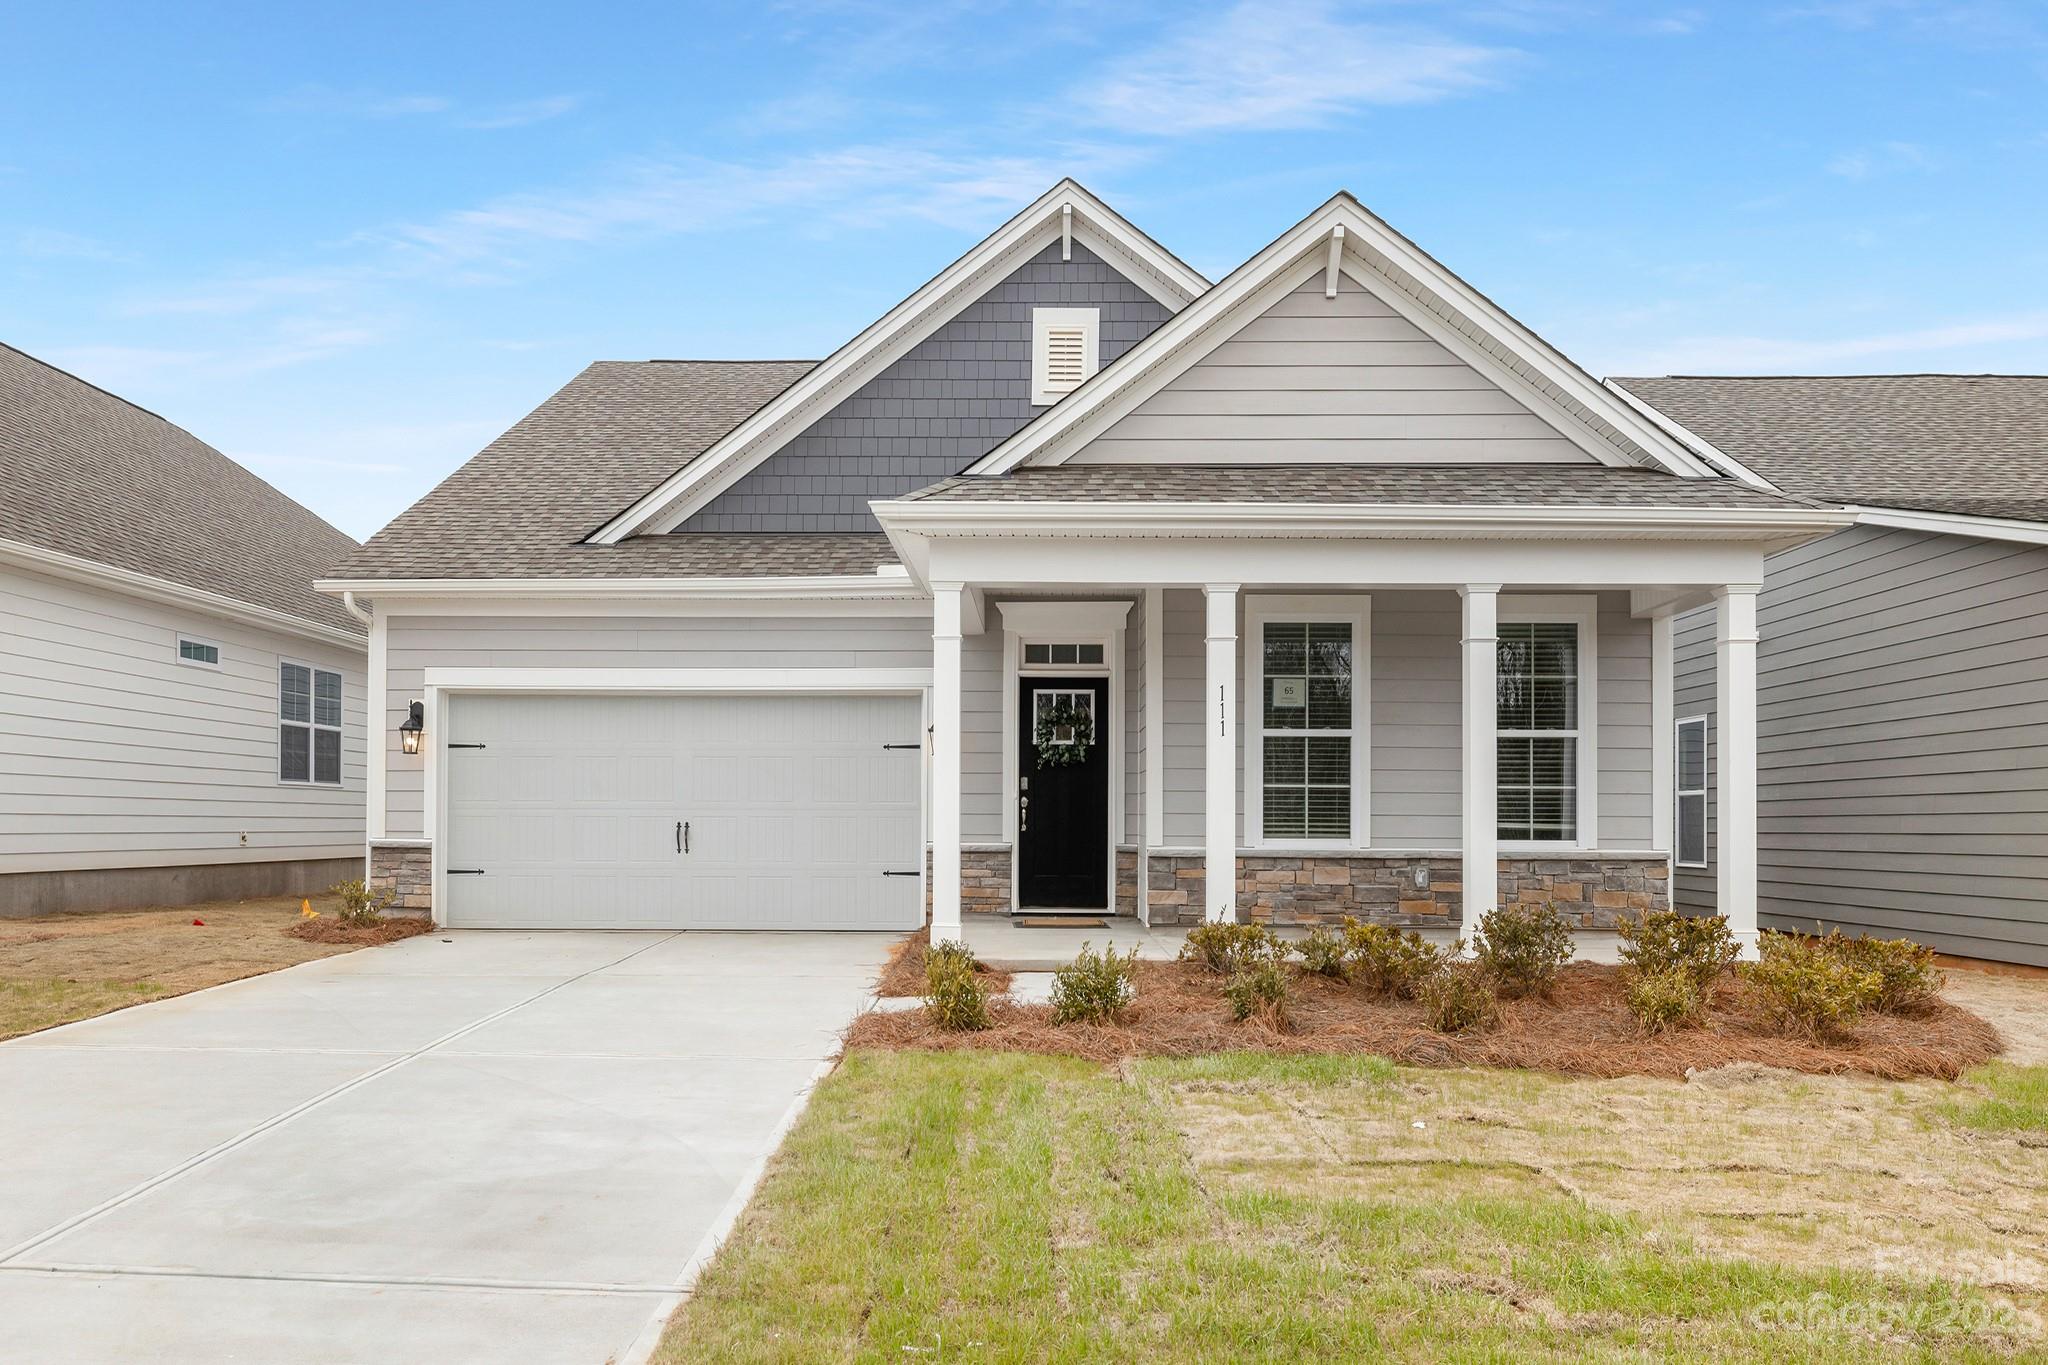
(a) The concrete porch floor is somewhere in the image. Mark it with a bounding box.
[962,915,1624,971]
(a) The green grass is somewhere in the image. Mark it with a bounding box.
[1938,1063,2048,1133]
[658,1051,2032,1363]
[0,978,166,1037]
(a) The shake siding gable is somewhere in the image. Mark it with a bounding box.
[681,240,1171,533]
[1072,273,1597,466]
[1673,523,2048,965]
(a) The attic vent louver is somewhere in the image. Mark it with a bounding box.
[1031,307,1100,407]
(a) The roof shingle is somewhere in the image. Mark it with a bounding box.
[0,342,363,635]
[1613,375,2048,522]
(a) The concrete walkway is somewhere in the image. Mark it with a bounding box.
[0,929,893,1364]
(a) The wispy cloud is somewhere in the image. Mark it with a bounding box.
[1613,311,2048,372]
[1826,140,1935,178]
[260,86,581,130]
[1074,0,1514,135]
[1643,9,1706,34]
[9,227,132,262]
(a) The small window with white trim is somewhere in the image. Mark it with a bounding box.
[280,661,343,786]
[176,636,220,668]
[1024,642,1105,666]
[1030,307,1099,406]
[1676,715,1708,867]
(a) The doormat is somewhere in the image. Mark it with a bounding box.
[1016,917,1108,929]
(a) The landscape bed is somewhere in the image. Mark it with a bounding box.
[847,958,2002,1080]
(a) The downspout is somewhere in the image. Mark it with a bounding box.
[340,590,373,627]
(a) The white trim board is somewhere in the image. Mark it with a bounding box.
[422,667,932,693]
[588,181,1207,543]
[1496,594,1598,853]
[1242,594,1371,852]
[966,194,1720,480]
[1849,504,2048,547]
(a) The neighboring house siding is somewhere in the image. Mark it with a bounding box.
[381,614,934,840]
[682,240,1172,532]
[1673,523,2048,965]
[1073,274,1595,466]
[0,563,365,875]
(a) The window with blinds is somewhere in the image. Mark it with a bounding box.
[1260,620,1354,841]
[1676,715,1707,866]
[1497,621,1578,842]
[280,660,343,786]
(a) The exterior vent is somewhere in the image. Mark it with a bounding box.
[1031,307,1100,407]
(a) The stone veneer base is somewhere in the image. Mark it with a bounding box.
[367,841,433,918]
[1144,853,1670,929]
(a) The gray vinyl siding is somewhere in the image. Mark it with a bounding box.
[1371,592,1461,846]
[382,614,934,840]
[1074,274,1594,466]
[0,564,366,873]
[961,625,1002,843]
[682,240,1171,532]
[1673,523,2048,966]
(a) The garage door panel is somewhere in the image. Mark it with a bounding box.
[442,693,923,930]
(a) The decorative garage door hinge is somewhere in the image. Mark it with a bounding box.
[882,741,921,750]
[881,870,919,877]
[447,868,486,875]
[448,742,487,750]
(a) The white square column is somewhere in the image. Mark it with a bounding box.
[1203,584,1239,924]
[930,583,965,946]
[1716,584,1762,960]
[1459,584,1500,944]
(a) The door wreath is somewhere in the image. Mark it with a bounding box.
[1032,696,1095,768]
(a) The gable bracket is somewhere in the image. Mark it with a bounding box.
[1324,225,1345,300]
[1062,204,1072,262]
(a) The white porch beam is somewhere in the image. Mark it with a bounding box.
[1459,584,1500,945]
[931,583,966,946]
[1203,584,1239,923]
[1716,585,1762,960]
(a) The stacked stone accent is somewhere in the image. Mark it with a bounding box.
[1116,848,1139,917]
[1143,853,1668,928]
[962,847,1013,914]
[367,842,433,918]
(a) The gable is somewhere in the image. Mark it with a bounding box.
[1069,272,1593,466]
[682,240,1172,532]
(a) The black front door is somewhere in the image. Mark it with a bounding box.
[1016,675,1111,909]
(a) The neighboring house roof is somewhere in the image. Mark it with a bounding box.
[1611,375,2048,522]
[0,341,363,638]
[333,359,881,580]
[900,464,1816,509]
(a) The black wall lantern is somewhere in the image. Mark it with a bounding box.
[399,699,425,755]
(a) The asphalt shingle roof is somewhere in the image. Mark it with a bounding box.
[898,464,1816,509]
[1612,375,2048,522]
[0,342,363,635]
[330,359,910,581]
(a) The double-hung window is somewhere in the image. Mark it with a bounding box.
[1675,716,1708,866]
[280,661,342,786]
[1496,617,1585,843]
[1250,599,1367,845]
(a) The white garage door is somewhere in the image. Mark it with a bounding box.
[441,693,924,930]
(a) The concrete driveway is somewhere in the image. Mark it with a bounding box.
[0,929,893,1364]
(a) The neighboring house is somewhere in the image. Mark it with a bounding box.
[322,181,1846,950]
[0,343,368,916]
[1612,376,2048,967]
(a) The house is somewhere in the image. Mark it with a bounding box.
[0,343,367,916]
[321,182,1847,950]
[1611,375,2048,967]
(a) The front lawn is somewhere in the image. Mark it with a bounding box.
[0,892,422,1040]
[658,1050,2045,1362]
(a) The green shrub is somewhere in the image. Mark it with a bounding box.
[329,879,391,928]
[1345,921,1456,999]
[1625,965,1707,1034]
[923,942,989,1032]
[1179,921,1288,975]
[1615,909,1740,994]
[1051,942,1138,1025]
[1224,960,1290,1025]
[1296,925,1350,980]
[1421,961,1500,1034]
[1473,901,1575,1000]
[1820,930,1944,1014]
[1743,931,1882,1040]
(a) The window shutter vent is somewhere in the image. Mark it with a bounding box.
[1044,327,1087,391]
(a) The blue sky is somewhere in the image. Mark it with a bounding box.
[3,1,2045,540]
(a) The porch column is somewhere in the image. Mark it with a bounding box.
[1459,584,1500,945]
[930,583,965,946]
[1203,584,1239,923]
[1716,584,1762,960]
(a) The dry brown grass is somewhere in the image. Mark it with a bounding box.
[846,959,2001,1080]
[0,892,398,1040]
[871,929,1013,998]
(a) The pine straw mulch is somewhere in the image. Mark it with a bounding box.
[844,960,2003,1081]
[873,931,1014,998]
[289,916,438,946]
